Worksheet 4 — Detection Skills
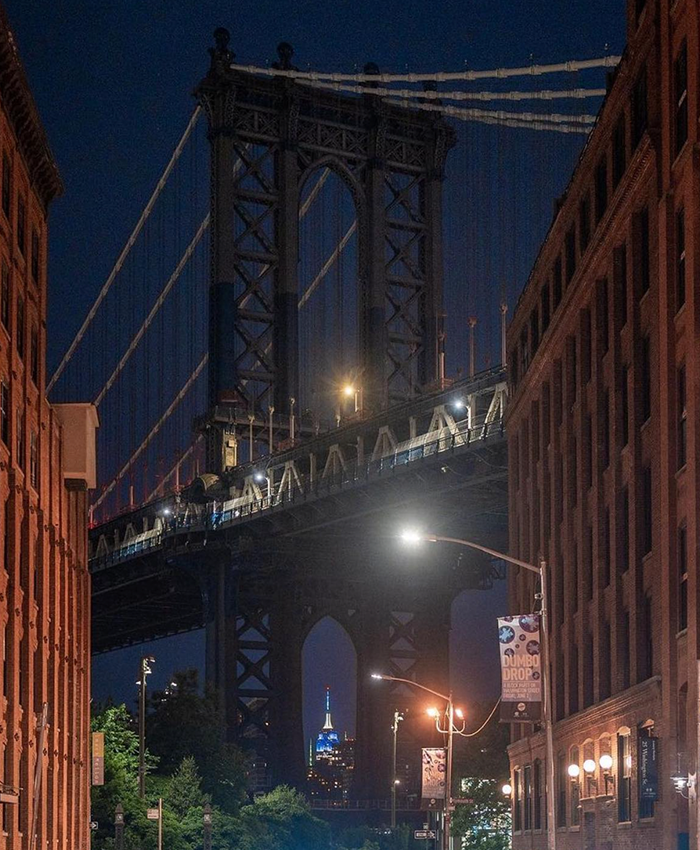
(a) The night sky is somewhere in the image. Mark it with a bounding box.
[7,1,626,745]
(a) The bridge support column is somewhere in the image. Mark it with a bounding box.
[204,560,239,740]
[268,580,306,788]
[354,602,391,800]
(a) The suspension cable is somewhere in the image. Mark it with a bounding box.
[144,434,204,502]
[48,105,203,393]
[387,100,592,133]
[92,354,208,510]
[229,54,621,84]
[306,80,607,102]
[94,215,210,406]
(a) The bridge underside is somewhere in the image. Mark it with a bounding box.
[91,436,507,795]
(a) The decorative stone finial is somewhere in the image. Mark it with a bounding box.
[208,27,234,75]
[274,42,296,71]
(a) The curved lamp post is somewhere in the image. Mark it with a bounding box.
[399,531,557,850]
[371,673,465,850]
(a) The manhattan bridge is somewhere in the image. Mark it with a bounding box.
[49,29,618,800]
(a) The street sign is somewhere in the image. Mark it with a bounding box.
[452,797,475,804]
[414,830,437,840]
[146,808,160,820]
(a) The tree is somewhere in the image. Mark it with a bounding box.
[147,669,249,812]
[236,785,330,850]
[168,756,206,818]
[451,704,511,850]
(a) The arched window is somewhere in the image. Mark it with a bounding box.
[617,728,632,822]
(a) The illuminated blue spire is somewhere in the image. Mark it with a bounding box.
[315,686,340,760]
[323,686,333,731]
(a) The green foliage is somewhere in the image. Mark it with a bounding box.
[168,756,206,818]
[451,777,511,850]
[235,785,330,850]
[147,668,249,812]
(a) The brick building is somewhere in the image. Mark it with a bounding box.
[505,0,698,848]
[0,7,97,849]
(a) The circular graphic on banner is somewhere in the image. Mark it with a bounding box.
[499,625,515,644]
[532,671,541,680]
[517,703,526,712]
[519,615,539,633]
[504,648,515,657]
[526,640,541,656]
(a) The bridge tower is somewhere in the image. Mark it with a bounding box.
[196,29,455,474]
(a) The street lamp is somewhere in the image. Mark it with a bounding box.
[399,530,557,850]
[137,655,155,798]
[342,384,363,415]
[371,673,464,850]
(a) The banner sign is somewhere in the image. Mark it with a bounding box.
[91,732,105,786]
[497,615,542,722]
[639,734,659,800]
[421,747,447,802]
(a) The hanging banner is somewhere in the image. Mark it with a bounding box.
[639,734,659,801]
[421,747,447,803]
[497,615,542,722]
[91,732,105,786]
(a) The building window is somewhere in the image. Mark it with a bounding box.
[565,227,576,285]
[15,296,23,360]
[0,262,8,332]
[530,309,539,355]
[570,643,579,714]
[524,764,533,830]
[640,335,651,422]
[520,326,529,376]
[600,621,612,699]
[642,466,652,554]
[595,156,608,223]
[597,278,609,355]
[621,610,631,690]
[603,508,611,587]
[569,747,580,826]
[30,328,39,387]
[583,631,594,707]
[678,523,688,631]
[16,410,23,470]
[1,155,10,219]
[674,42,688,156]
[642,595,653,680]
[16,196,25,256]
[534,759,543,830]
[29,432,38,491]
[541,283,550,333]
[581,309,592,384]
[617,733,631,822]
[614,243,627,328]
[553,259,562,309]
[676,207,686,310]
[0,381,7,446]
[620,487,630,573]
[579,194,590,251]
[31,229,39,283]
[513,768,523,831]
[557,753,567,827]
[678,364,687,468]
[566,335,577,407]
[621,366,629,446]
[637,207,650,295]
[584,414,592,488]
[601,391,610,469]
[632,67,648,148]
[612,115,626,188]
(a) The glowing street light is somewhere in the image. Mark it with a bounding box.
[398,529,557,850]
[342,383,363,414]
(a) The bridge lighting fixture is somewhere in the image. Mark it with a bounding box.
[567,763,580,779]
[501,783,513,797]
[343,385,355,397]
[453,399,465,410]
[161,508,171,516]
[254,471,267,483]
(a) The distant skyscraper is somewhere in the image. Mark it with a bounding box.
[314,686,340,762]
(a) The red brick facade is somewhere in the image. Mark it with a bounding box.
[0,8,95,849]
[506,0,699,848]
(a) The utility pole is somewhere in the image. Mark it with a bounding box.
[138,656,155,798]
[157,797,163,850]
[391,710,404,829]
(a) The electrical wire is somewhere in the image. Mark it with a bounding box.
[457,699,501,737]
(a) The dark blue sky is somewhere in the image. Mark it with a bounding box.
[6,1,627,743]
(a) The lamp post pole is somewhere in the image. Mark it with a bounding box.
[372,675,463,850]
[400,533,557,850]
[391,710,404,829]
[138,656,154,798]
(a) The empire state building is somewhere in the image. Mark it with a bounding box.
[314,686,340,762]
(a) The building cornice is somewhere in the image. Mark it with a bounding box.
[0,7,62,208]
